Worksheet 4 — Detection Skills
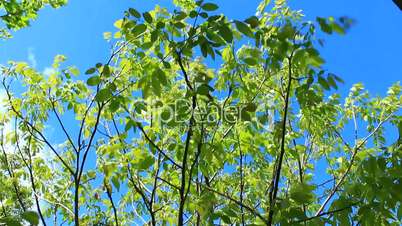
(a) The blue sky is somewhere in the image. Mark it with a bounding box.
[1,0,400,96]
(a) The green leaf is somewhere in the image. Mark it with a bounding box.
[257,0,271,14]
[143,12,153,23]
[330,73,344,83]
[102,163,115,178]
[125,119,135,132]
[288,147,299,159]
[87,170,96,178]
[153,67,168,86]
[151,31,159,42]
[235,20,254,38]
[290,183,315,204]
[220,214,231,224]
[138,154,155,170]
[141,42,153,50]
[109,99,120,112]
[332,22,345,35]
[85,68,96,75]
[243,103,257,112]
[175,11,187,21]
[174,22,186,29]
[111,176,120,191]
[69,66,80,76]
[200,42,208,58]
[156,21,165,29]
[132,24,147,36]
[221,46,233,62]
[317,17,332,34]
[114,19,124,29]
[240,111,252,121]
[242,57,257,66]
[318,76,330,90]
[189,10,198,18]
[306,49,325,67]
[102,65,111,76]
[151,76,162,97]
[129,8,141,18]
[21,211,39,225]
[0,217,23,226]
[87,76,101,86]
[327,74,338,89]
[244,16,259,28]
[95,88,112,102]
[206,31,225,45]
[207,42,216,60]
[163,61,171,69]
[107,82,117,92]
[278,23,295,40]
[197,84,214,96]
[398,204,402,221]
[199,12,208,18]
[195,72,211,83]
[218,25,233,43]
[201,3,219,11]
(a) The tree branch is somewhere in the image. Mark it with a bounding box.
[176,51,197,226]
[136,123,182,169]
[0,127,26,212]
[294,202,358,223]
[267,55,293,225]
[2,82,75,175]
[14,123,47,226]
[315,114,392,216]
[104,181,119,226]
[50,99,78,153]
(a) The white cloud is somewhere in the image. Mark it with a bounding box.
[28,48,37,68]
[43,67,56,77]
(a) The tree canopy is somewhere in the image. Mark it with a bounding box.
[0,0,401,225]
[0,0,66,38]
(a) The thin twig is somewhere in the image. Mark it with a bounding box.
[315,114,393,216]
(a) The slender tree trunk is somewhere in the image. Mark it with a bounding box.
[267,56,293,225]
[176,51,196,226]
[74,179,80,226]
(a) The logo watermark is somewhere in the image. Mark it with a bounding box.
[132,97,276,131]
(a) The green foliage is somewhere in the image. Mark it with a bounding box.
[0,0,67,38]
[0,0,400,226]
[0,211,40,226]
